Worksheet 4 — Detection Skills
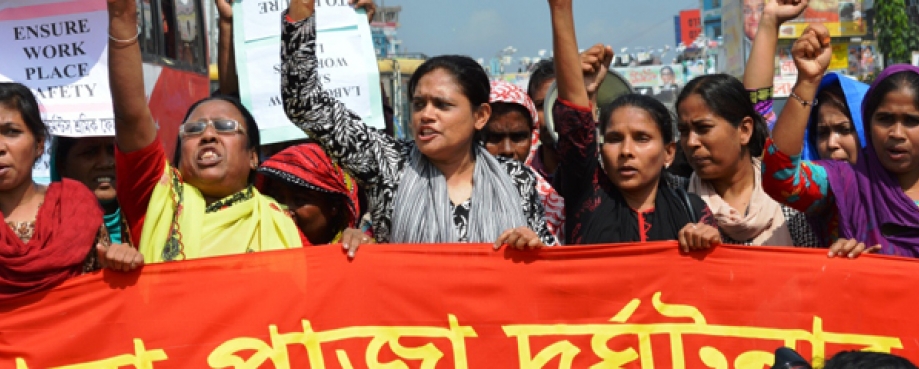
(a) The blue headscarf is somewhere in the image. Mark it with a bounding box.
[801,72,869,161]
[49,137,124,244]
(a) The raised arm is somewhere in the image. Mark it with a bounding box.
[107,0,157,152]
[283,0,401,186]
[215,0,238,95]
[549,1,614,198]
[762,26,834,215]
[772,24,831,157]
[550,0,588,107]
[743,0,809,90]
[581,43,614,113]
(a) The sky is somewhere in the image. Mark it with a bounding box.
[379,0,702,66]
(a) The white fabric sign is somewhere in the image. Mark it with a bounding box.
[0,0,115,137]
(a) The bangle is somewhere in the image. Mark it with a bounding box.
[789,90,817,108]
[109,26,140,44]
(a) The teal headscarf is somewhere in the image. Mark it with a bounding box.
[50,137,124,244]
[801,72,870,161]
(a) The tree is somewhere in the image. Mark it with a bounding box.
[874,0,915,66]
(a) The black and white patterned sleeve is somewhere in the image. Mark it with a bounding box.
[784,206,823,248]
[281,13,403,186]
[502,159,558,246]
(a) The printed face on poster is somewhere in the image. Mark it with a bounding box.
[614,65,684,105]
[742,0,766,44]
[234,0,384,145]
[779,0,866,38]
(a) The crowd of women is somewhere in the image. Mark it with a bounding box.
[2,0,919,310]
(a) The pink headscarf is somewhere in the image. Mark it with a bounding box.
[489,80,565,242]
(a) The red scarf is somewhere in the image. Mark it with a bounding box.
[256,143,361,229]
[0,179,103,302]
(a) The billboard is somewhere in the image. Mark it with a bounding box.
[614,65,685,105]
[779,0,867,38]
[680,9,703,46]
[721,0,746,77]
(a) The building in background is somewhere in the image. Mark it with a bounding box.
[674,15,682,46]
[773,0,877,93]
[371,6,403,58]
[702,0,723,39]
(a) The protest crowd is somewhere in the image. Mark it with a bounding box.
[2,0,919,366]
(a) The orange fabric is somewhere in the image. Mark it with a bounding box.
[2,243,919,367]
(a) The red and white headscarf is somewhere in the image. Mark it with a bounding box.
[489,80,565,242]
[256,143,362,243]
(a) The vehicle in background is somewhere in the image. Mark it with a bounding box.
[137,0,211,157]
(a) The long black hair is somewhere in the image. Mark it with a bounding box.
[676,74,769,157]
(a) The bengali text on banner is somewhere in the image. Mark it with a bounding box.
[2,242,919,368]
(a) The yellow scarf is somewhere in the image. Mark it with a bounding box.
[139,166,303,262]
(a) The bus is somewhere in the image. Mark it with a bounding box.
[136,0,211,157]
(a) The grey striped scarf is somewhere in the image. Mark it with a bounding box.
[391,145,527,243]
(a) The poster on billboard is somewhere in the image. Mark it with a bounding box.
[614,65,684,105]
[721,0,746,77]
[847,42,880,80]
[779,0,866,38]
[775,41,851,77]
[679,9,702,46]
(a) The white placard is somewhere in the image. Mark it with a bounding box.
[234,0,384,145]
[0,0,115,137]
[241,0,359,42]
[240,0,283,42]
[33,138,52,184]
[240,43,291,131]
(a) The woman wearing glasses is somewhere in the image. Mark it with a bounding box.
[107,0,304,262]
[282,0,556,256]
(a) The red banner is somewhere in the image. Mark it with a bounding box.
[679,9,701,46]
[3,242,919,368]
